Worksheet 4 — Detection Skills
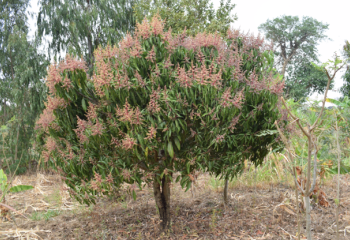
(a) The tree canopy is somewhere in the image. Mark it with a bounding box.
[259,15,329,76]
[133,0,237,36]
[284,54,330,101]
[37,0,136,71]
[0,0,48,172]
[36,16,284,228]
[341,40,350,98]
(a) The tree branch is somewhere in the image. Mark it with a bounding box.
[274,120,306,194]
[281,97,310,138]
[307,144,318,195]
[310,65,339,131]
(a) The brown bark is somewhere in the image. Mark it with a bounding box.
[153,175,171,230]
[281,59,289,78]
[224,179,228,205]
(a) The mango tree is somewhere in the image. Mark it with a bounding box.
[36,16,284,229]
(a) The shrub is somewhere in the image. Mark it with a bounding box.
[36,16,284,229]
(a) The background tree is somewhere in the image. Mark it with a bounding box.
[340,40,350,97]
[0,0,48,173]
[259,16,329,100]
[284,54,330,101]
[36,17,284,229]
[37,0,136,71]
[133,0,237,36]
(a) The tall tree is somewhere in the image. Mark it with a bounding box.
[133,0,236,36]
[340,40,350,97]
[0,0,48,172]
[258,16,329,101]
[37,0,136,70]
[259,16,328,77]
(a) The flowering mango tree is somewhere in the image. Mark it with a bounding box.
[36,16,284,229]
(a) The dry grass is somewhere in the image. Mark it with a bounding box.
[0,166,349,239]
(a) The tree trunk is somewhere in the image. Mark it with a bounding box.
[293,167,301,240]
[153,175,171,230]
[224,178,228,205]
[281,59,289,78]
[14,106,22,165]
[305,195,312,240]
[335,121,341,240]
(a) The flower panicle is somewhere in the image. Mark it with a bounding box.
[116,100,143,125]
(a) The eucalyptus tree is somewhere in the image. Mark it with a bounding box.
[340,40,350,97]
[0,0,48,172]
[37,0,136,71]
[133,0,237,36]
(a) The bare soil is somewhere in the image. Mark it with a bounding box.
[1,173,350,240]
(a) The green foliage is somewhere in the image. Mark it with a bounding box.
[0,169,7,193]
[133,0,237,36]
[37,17,284,205]
[37,0,136,70]
[259,15,329,100]
[0,169,34,200]
[0,0,49,173]
[285,56,330,101]
[31,209,61,221]
[9,184,34,193]
[340,41,350,98]
[282,96,350,177]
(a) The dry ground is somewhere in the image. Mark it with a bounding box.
[1,172,350,240]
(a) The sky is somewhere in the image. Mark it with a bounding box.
[28,0,349,101]
[212,0,350,101]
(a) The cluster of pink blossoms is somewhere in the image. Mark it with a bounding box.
[220,88,245,109]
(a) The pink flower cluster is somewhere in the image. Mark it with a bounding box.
[59,54,88,73]
[45,55,88,94]
[86,103,98,121]
[135,15,164,39]
[147,88,161,114]
[74,117,90,143]
[116,100,143,125]
[45,96,68,111]
[228,113,242,133]
[42,137,58,162]
[220,88,245,109]
[36,109,56,131]
[215,133,226,143]
[121,135,136,150]
[145,126,157,141]
[183,32,225,52]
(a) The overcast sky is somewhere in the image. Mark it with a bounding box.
[28,0,349,100]
[212,0,349,100]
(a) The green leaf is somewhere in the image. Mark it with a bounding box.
[82,98,87,111]
[174,138,180,150]
[9,185,34,193]
[186,162,190,174]
[167,141,174,158]
[145,147,148,157]
[255,130,278,137]
[326,98,349,108]
[185,180,192,192]
[132,189,137,200]
[0,169,8,192]
[0,169,7,183]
